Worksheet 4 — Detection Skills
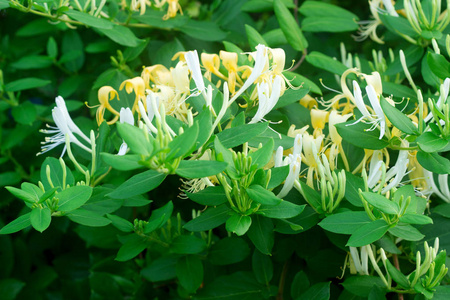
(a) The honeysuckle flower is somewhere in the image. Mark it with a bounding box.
[424,171,450,203]
[185,50,207,99]
[40,96,92,156]
[120,77,146,113]
[96,86,120,125]
[220,51,240,95]
[117,108,134,156]
[275,134,302,198]
[201,53,224,81]
[328,110,352,144]
[249,75,282,124]
[171,61,190,94]
[130,0,150,15]
[310,109,330,132]
[349,246,369,275]
[380,147,409,193]
[229,44,268,104]
[424,78,450,122]
[141,65,173,88]
[367,150,384,189]
[351,81,387,139]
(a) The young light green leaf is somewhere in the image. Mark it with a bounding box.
[319,211,372,234]
[226,213,252,236]
[166,122,199,160]
[116,122,152,156]
[416,132,449,153]
[56,185,93,212]
[388,224,424,241]
[246,185,282,206]
[249,138,274,168]
[385,259,410,289]
[245,24,268,48]
[257,201,305,219]
[5,186,36,204]
[0,213,31,234]
[399,214,433,225]
[305,51,348,75]
[417,151,450,174]
[64,10,113,29]
[100,153,143,171]
[346,219,390,247]
[362,192,400,215]
[30,207,51,233]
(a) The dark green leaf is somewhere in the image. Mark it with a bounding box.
[385,259,410,289]
[107,214,134,232]
[186,186,228,206]
[388,224,424,241]
[171,235,207,254]
[115,235,147,261]
[176,160,227,178]
[226,213,252,236]
[247,215,274,255]
[0,213,31,234]
[361,192,400,215]
[208,237,250,265]
[65,10,113,29]
[56,185,93,212]
[216,122,268,148]
[246,185,282,205]
[108,169,166,199]
[305,51,348,75]
[335,122,389,150]
[319,211,372,234]
[4,78,51,92]
[417,151,450,174]
[67,209,111,227]
[380,97,417,135]
[176,255,203,293]
[416,132,449,153]
[274,0,308,51]
[100,153,143,171]
[252,250,273,285]
[257,201,305,219]
[184,204,231,231]
[298,282,331,300]
[346,219,390,247]
[116,122,152,156]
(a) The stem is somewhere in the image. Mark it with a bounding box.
[291,49,308,72]
[276,260,289,300]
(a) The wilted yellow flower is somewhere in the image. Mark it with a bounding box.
[119,77,146,113]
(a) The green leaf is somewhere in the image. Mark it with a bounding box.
[180,19,227,41]
[11,101,37,125]
[5,186,36,204]
[305,51,348,75]
[47,37,58,58]
[274,88,309,109]
[208,237,250,265]
[400,214,433,225]
[0,213,31,234]
[226,213,252,236]
[115,235,147,261]
[133,10,188,29]
[96,24,142,47]
[335,121,389,150]
[144,201,173,233]
[362,192,400,215]
[108,169,166,199]
[0,279,25,300]
[100,153,143,171]
[65,10,113,29]
[141,255,177,282]
[249,138,274,168]
[176,255,203,293]
[171,235,207,254]
[378,14,418,38]
[347,219,390,247]
[246,185,282,205]
[252,250,273,285]
[67,209,111,227]
[298,282,331,300]
[10,55,53,69]
[107,214,134,232]
[4,78,51,92]
[344,171,365,207]
[388,224,424,241]
[116,122,152,156]
[319,211,372,234]
[385,259,410,289]
[427,52,450,79]
[267,165,289,189]
[417,151,450,174]
[247,215,274,255]
[263,28,288,47]
[0,0,10,9]
[380,97,417,135]
[245,24,268,48]
[302,17,358,32]
[216,122,268,148]
[257,201,305,219]
[416,132,449,153]
[175,160,227,179]
[184,204,231,232]
[30,207,51,233]
[167,122,199,160]
[274,0,308,51]
[56,185,93,212]
[342,276,386,297]
[186,186,228,206]
[298,180,322,210]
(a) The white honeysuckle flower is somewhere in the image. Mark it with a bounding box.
[351,81,386,139]
[380,148,409,193]
[367,150,384,189]
[424,170,450,203]
[349,246,369,275]
[185,50,206,99]
[424,78,450,122]
[39,96,91,156]
[277,134,302,198]
[382,0,398,17]
[274,146,284,168]
[171,61,190,94]
[117,107,134,156]
[250,75,282,124]
[229,44,268,104]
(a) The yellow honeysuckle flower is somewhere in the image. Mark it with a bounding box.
[201,53,223,80]
[171,61,190,94]
[219,51,241,95]
[142,65,173,88]
[328,110,352,145]
[130,0,151,15]
[97,86,120,125]
[310,109,330,131]
[299,94,317,109]
[120,77,146,113]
